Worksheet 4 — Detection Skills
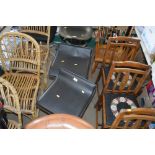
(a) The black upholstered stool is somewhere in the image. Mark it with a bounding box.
[38,68,96,117]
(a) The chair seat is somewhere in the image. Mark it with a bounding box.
[49,44,93,79]
[104,93,139,126]
[38,69,96,117]
[2,73,39,114]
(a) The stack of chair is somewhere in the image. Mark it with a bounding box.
[0,32,41,123]
[38,43,96,118]
[92,28,153,129]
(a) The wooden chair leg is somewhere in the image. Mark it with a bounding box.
[96,101,99,129]
[91,61,98,75]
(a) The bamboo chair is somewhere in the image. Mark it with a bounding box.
[20,26,52,91]
[0,32,40,120]
[95,61,151,128]
[111,108,155,129]
[0,77,22,129]
[91,36,140,75]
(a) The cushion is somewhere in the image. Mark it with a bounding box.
[104,93,139,126]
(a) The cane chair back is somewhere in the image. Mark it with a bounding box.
[111,108,155,129]
[0,77,22,129]
[104,61,150,95]
[21,26,51,45]
[0,32,41,120]
[21,27,52,91]
[0,32,41,76]
[103,36,140,65]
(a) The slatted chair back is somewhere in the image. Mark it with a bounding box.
[103,36,140,65]
[104,61,150,95]
[0,77,22,128]
[0,32,40,76]
[111,108,155,129]
[21,26,51,45]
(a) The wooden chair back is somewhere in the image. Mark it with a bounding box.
[111,108,155,129]
[104,61,150,95]
[103,36,140,65]
[0,32,41,75]
[0,77,22,128]
[20,26,51,45]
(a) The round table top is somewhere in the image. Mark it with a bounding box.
[25,113,94,129]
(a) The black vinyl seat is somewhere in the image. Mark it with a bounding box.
[49,43,93,79]
[37,68,96,117]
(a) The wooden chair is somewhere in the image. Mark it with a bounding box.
[95,61,151,128]
[91,36,140,74]
[0,32,40,120]
[25,114,94,129]
[111,108,155,129]
[20,26,52,91]
[0,77,22,129]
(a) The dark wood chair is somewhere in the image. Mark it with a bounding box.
[111,108,155,129]
[91,36,140,74]
[25,114,94,129]
[95,61,151,128]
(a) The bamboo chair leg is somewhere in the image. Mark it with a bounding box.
[18,113,23,128]
[43,72,48,90]
[34,108,39,118]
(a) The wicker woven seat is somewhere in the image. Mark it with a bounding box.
[2,73,39,116]
[0,77,22,129]
[0,32,40,120]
